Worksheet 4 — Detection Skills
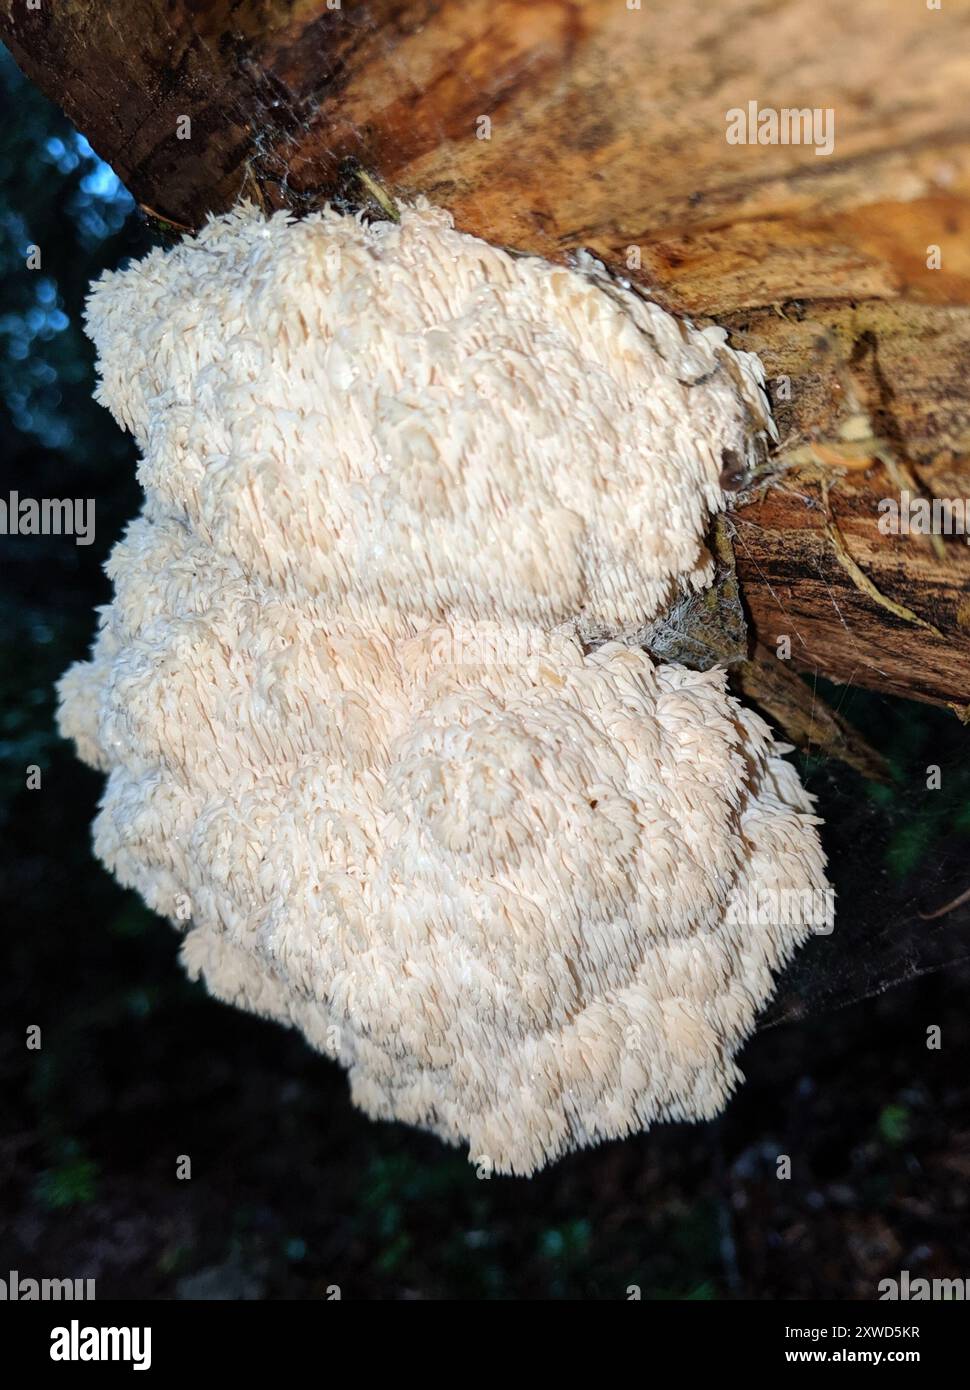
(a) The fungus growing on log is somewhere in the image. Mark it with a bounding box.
[57,202,830,1174]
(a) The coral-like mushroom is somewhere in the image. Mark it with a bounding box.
[58,202,829,1174]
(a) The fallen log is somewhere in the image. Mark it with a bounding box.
[3,0,969,708]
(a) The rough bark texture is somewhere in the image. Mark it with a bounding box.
[3,0,969,709]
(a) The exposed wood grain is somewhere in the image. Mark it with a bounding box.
[3,0,968,707]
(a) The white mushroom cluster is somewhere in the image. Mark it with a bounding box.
[58,201,829,1174]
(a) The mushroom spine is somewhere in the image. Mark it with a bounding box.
[58,201,829,1175]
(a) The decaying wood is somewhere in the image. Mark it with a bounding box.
[3,0,969,709]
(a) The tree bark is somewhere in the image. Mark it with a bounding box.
[4,0,969,710]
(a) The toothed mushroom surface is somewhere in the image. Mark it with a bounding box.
[58,202,829,1174]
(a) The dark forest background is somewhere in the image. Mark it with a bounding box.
[1,47,968,1299]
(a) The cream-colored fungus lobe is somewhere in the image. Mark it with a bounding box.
[58,201,829,1175]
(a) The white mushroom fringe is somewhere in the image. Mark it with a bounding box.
[58,201,829,1175]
